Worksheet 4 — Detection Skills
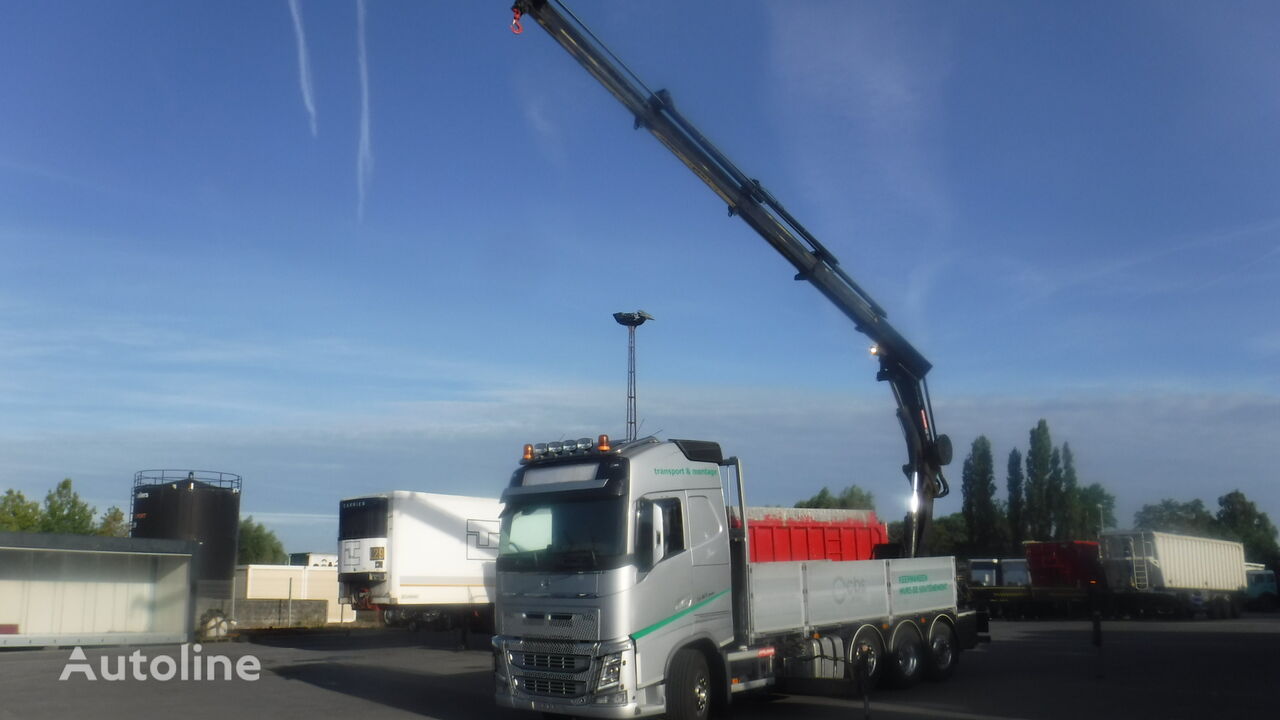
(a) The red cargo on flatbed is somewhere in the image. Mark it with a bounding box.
[732,507,888,563]
[1024,540,1104,588]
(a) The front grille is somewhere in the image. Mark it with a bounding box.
[503,609,600,641]
[518,676,585,697]
[515,652,589,672]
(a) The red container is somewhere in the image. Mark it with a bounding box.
[733,507,888,563]
[1024,540,1105,588]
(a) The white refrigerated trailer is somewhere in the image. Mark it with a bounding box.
[338,491,501,629]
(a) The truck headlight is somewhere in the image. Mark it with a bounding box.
[595,652,623,692]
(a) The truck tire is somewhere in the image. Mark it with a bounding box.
[885,624,924,689]
[849,625,885,691]
[667,648,712,720]
[924,620,958,681]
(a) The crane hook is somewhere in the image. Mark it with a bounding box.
[511,8,524,34]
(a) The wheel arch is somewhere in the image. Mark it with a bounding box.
[848,623,886,660]
[927,613,956,637]
[888,618,924,648]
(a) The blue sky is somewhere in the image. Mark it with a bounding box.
[1,1,1277,553]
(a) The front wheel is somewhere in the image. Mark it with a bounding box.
[924,620,958,681]
[667,648,712,720]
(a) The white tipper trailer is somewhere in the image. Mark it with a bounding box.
[338,491,501,629]
[1101,530,1247,618]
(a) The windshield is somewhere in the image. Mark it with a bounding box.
[498,496,628,572]
[1001,560,1031,587]
[969,561,997,587]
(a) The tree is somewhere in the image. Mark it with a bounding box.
[40,479,96,534]
[95,506,130,537]
[1078,483,1117,537]
[927,513,967,556]
[1214,490,1280,565]
[238,516,287,564]
[960,436,1000,555]
[1006,448,1025,551]
[887,512,966,556]
[1047,447,1064,539]
[0,489,43,531]
[795,485,875,511]
[1133,499,1218,537]
[1057,443,1082,540]
[1024,420,1054,540]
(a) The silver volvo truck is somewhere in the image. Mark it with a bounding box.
[493,435,983,720]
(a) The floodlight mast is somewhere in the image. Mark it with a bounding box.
[613,310,653,442]
[512,0,951,558]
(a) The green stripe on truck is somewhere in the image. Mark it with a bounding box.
[631,589,730,640]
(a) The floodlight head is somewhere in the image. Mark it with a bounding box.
[613,310,654,327]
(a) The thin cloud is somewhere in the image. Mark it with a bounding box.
[356,0,374,219]
[765,3,954,235]
[287,0,318,138]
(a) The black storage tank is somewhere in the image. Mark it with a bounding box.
[131,470,241,599]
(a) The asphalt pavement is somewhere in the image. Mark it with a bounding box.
[2,615,1278,720]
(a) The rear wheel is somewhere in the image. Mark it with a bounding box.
[668,648,712,720]
[885,624,924,689]
[924,620,958,681]
[849,625,885,691]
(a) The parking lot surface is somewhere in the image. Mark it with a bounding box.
[2,616,1278,720]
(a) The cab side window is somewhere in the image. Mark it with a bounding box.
[656,498,685,556]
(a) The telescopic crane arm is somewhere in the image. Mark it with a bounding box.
[510,0,952,557]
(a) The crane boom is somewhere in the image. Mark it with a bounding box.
[511,0,951,557]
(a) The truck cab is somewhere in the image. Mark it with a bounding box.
[493,434,979,719]
[493,435,730,717]
[1245,563,1278,611]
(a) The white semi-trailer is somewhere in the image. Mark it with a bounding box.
[1101,530,1248,618]
[492,436,983,719]
[338,491,501,630]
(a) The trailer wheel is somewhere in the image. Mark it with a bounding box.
[667,648,711,720]
[849,625,885,691]
[1213,597,1231,620]
[885,624,924,689]
[924,620,958,681]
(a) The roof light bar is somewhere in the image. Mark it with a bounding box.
[519,434,613,463]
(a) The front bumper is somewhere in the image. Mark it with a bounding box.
[493,635,662,718]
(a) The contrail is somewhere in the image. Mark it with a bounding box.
[356,0,373,219]
[287,0,317,137]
